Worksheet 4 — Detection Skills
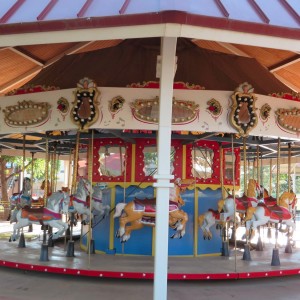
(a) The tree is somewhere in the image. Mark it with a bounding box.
[0,155,60,205]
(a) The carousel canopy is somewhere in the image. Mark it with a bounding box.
[23,38,290,96]
[0,0,299,95]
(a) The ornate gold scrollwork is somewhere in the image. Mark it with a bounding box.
[229,82,258,137]
[276,107,300,133]
[260,103,271,122]
[3,100,51,127]
[131,97,199,125]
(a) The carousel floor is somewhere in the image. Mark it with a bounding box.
[1,222,300,281]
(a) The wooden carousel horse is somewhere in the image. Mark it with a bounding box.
[8,177,32,223]
[113,178,194,243]
[9,190,70,241]
[244,191,297,241]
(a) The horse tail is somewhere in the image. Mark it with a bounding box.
[217,199,225,212]
[113,203,126,218]
[198,214,205,227]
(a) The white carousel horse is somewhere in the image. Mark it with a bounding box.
[198,179,260,240]
[70,177,93,224]
[9,190,70,241]
[92,183,110,217]
[113,178,194,243]
[10,177,32,209]
[244,191,297,240]
[9,177,32,223]
[198,201,231,240]
[218,179,260,223]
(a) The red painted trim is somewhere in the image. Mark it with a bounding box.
[0,0,25,24]
[37,0,58,21]
[135,139,183,183]
[119,0,131,15]
[223,147,240,186]
[248,0,270,24]
[77,0,93,18]
[214,0,229,18]
[92,138,132,183]
[0,11,299,40]
[1,259,300,280]
[186,141,221,185]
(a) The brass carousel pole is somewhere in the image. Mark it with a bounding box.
[242,136,251,261]
[271,138,281,266]
[87,130,95,263]
[243,137,247,195]
[230,135,238,271]
[66,131,80,257]
[220,143,229,257]
[285,142,293,254]
[256,144,264,251]
[40,134,50,261]
[288,143,291,192]
[17,135,27,248]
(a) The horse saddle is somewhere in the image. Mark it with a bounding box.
[21,207,60,222]
[265,204,291,220]
[264,196,277,207]
[133,198,179,213]
[235,194,257,210]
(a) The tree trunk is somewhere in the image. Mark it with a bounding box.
[0,158,9,205]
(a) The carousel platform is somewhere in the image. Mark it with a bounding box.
[0,222,300,281]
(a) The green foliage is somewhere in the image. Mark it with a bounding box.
[2,155,61,181]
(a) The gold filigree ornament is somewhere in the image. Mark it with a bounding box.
[229,82,258,137]
[207,98,222,119]
[276,107,300,133]
[57,97,69,120]
[131,97,199,124]
[260,103,271,123]
[71,77,100,131]
[3,100,51,127]
[109,96,125,119]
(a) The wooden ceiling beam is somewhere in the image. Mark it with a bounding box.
[0,66,42,94]
[269,54,300,72]
[216,42,250,57]
[43,41,94,68]
[9,47,44,66]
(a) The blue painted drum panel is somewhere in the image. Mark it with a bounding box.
[197,188,223,255]
[168,188,194,256]
[114,185,154,255]
[92,189,111,252]
[90,185,224,256]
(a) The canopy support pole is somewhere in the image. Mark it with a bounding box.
[153,36,177,300]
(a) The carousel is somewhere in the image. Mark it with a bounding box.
[0,6,299,300]
[0,74,299,280]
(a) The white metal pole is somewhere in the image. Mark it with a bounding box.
[153,36,177,300]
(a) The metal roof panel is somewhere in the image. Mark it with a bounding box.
[221,0,263,23]
[42,0,87,21]
[0,0,298,40]
[5,0,49,23]
[255,0,300,27]
[81,0,124,17]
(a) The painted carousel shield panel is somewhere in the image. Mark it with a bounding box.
[229,82,258,137]
[71,77,100,131]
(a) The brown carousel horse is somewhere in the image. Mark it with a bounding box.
[113,178,194,243]
[244,190,297,240]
